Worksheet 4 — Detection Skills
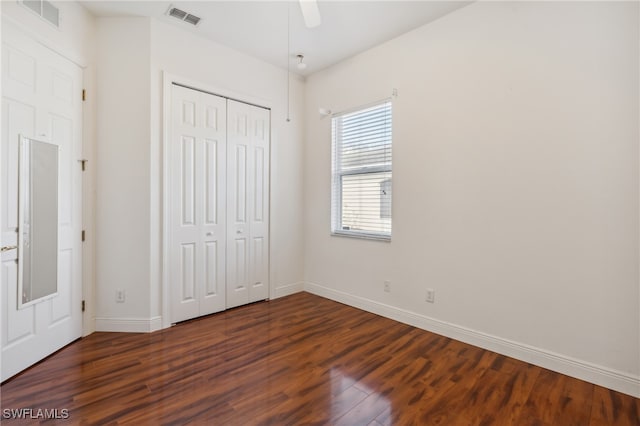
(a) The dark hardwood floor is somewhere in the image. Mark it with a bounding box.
[1,292,638,425]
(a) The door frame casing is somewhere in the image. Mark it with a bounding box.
[161,72,273,329]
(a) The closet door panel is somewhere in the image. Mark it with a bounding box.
[248,108,270,303]
[198,93,227,315]
[171,88,269,319]
[226,101,252,309]
[170,85,226,322]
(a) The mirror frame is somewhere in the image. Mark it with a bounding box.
[17,135,59,309]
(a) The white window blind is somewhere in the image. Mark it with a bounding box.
[331,100,392,240]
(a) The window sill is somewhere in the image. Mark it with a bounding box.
[331,231,391,242]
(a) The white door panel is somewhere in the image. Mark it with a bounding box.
[170,85,226,322]
[226,141,249,307]
[226,102,251,309]
[170,87,269,319]
[1,23,83,381]
[248,107,270,303]
[227,100,270,308]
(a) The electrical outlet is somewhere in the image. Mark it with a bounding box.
[116,289,125,303]
[426,288,435,303]
[384,281,391,293]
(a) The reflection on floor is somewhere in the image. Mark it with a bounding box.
[1,292,638,425]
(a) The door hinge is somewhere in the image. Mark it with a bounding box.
[81,230,86,242]
[82,89,86,101]
[81,300,86,312]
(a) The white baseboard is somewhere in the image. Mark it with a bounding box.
[273,281,305,299]
[305,282,640,398]
[95,316,163,333]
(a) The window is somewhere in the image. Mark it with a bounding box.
[331,100,392,240]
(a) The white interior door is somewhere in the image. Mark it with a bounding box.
[1,22,83,380]
[170,84,227,323]
[226,100,270,309]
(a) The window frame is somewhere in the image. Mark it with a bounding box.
[331,99,393,241]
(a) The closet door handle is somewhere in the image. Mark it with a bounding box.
[1,246,17,252]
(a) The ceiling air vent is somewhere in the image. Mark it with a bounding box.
[21,0,60,28]
[166,5,201,27]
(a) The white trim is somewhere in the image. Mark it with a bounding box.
[304,282,640,398]
[161,72,172,330]
[331,97,394,119]
[161,71,274,329]
[273,282,305,299]
[162,73,273,113]
[149,316,162,332]
[95,316,162,333]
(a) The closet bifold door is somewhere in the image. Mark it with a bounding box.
[226,100,270,309]
[170,85,227,323]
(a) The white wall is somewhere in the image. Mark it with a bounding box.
[95,18,152,327]
[303,1,639,396]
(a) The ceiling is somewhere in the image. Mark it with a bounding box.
[80,1,471,76]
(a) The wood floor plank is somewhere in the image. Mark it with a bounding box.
[1,292,637,425]
[590,386,640,426]
[515,368,596,426]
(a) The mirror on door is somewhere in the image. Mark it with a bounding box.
[18,136,59,308]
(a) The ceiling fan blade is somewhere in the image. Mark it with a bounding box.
[299,0,321,28]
